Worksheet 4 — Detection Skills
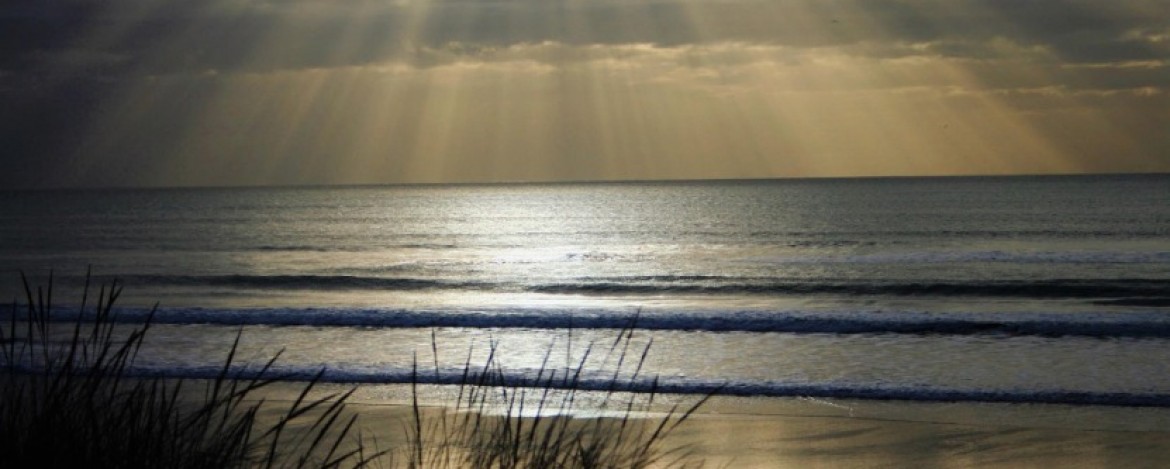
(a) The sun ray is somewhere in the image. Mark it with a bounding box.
[12,0,1165,188]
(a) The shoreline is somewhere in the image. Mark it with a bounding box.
[331,398,1170,468]
[257,382,1170,467]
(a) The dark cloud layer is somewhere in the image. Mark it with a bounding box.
[1,0,1167,188]
[3,0,1167,75]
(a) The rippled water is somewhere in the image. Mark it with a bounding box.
[3,175,1169,406]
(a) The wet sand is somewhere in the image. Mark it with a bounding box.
[314,388,1170,468]
[665,410,1170,468]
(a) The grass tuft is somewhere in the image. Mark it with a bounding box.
[1,272,709,468]
[0,271,382,468]
[396,325,712,469]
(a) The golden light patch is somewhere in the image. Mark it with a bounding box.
[56,1,1170,186]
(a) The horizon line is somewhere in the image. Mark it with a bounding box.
[5,170,1168,193]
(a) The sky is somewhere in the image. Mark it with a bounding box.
[1,0,1168,188]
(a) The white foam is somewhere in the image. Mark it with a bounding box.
[21,305,1170,338]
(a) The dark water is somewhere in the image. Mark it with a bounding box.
[3,175,1170,406]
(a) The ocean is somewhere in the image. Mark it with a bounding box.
[3,175,1170,411]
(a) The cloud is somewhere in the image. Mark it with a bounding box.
[3,0,1167,76]
[1,0,1167,188]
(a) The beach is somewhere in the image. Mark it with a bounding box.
[260,384,1170,468]
[5,0,1169,463]
[3,176,1169,466]
[664,405,1170,468]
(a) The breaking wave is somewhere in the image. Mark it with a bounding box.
[109,364,1170,408]
[19,306,1170,339]
[117,274,1170,302]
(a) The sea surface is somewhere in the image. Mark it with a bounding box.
[3,175,1170,411]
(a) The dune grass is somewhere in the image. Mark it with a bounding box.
[0,273,380,468]
[397,329,713,468]
[1,273,708,468]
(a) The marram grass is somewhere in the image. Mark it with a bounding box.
[0,272,381,468]
[396,328,714,468]
[1,273,708,468]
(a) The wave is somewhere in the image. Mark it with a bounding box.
[532,278,1170,299]
[747,250,1170,265]
[85,364,1170,408]
[19,307,1170,339]
[254,243,462,252]
[124,274,493,291]
[115,274,1170,301]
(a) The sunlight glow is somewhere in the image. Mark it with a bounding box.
[18,0,1166,187]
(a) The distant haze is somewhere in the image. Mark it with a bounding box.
[2,0,1168,188]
